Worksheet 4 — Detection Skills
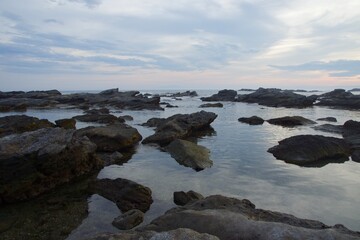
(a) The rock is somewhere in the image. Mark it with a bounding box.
[0,115,55,137]
[268,135,351,166]
[99,88,119,95]
[142,195,360,240]
[87,228,219,240]
[55,118,76,129]
[174,190,204,206]
[73,114,122,124]
[201,89,237,102]
[161,91,198,98]
[199,103,223,108]
[96,151,124,166]
[142,111,217,146]
[317,117,337,122]
[267,116,316,127]
[343,120,360,163]
[0,98,57,112]
[312,124,343,134]
[84,108,110,115]
[349,88,360,92]
[92,178,153,212]
[112,209,144,230]
[165,139,213,171]
[165,104,178,108]
[0,128,102,203]
[75,123,142,152]
[236,88,315,108]
[119,115,134,121]
[239,88,256,92]
[316,89,360,109]
[238,116,264,125]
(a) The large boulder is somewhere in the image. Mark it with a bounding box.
[142,111,217,146]
[343,120,360,162]
[201,89,237,102]
[75,124,142,152]
[92,178,153,213]
[0,115,55,137]
[316,89,360,109]
[0,128,102,203]
[165,139,213,171]
[174,190,204,206]
[268,135,351,166]
[238,116,264,125]
[267,116,316,127]
[142,195,360,240]
[236,88,315,108]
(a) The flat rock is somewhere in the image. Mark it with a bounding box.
[0,115,55,137]
[142,195,360,240]
[174,190,204,206]
[267,116,316,127]
[73,114,123,124]
[112,209,144,230]
[268,135,351,166]
[199,103,223,108]
[75,124,142,152]
[0,128,102,203]
[201,89,237,102]
[142,111,217,146]
[165,139,213,171]
[92,178,153,213]
[238,116,264,125]
[55,118,76,129]
[317,117,337,122]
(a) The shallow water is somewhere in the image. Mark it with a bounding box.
[1,90,360,238]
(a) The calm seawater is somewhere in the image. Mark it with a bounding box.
[1,90,360,238]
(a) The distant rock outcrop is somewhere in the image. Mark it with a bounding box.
[201,89,237,102]
[316,89,360,109]
[267,116,316,127]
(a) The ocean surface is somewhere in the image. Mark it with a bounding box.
[1,90,360,239]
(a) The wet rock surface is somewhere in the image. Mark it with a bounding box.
[238,116,264,125]
[142,195,360,240]
[174,190,204,206]
[201,89,237,102]
[73,113,123,124]
[267,116,316,127]
[313,124,343,134]
[268,135,351,166]
[199,103,223,108]
[96,151,124,166]
[165,139,213,171]
[92,178,153,213]
[55,118,76,129]
[112,209,144,230]
[142,111,217,146]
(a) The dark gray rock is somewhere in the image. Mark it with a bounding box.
[343,120,360,162]
[161,91,198,98]
[316,89,360,109]
[0,128,102,203]
[238,116,264,125]
[73,113,123,124]
[112,209,144,230]
[165,104,178,108]
[96,151,124,166]
[75,124,142,152]
[92,178,153,213]
[55,118,76,129]
[201,89,237,102]
[313,124,343,134]
[267,116,316,127]
[142,111,217,146]
[84,108,110,115]
[142,195,360,240]
[317,117,337,122]
[0,115,55,137]
[268,135,351,166]
[119,115,134,121]
[199,103,223,108]
[174,190,204,206]
[165,139,213,171]
[236,88,315,108]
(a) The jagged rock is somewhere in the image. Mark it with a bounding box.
[313,124,343,134]
[199,103,223,108]
[201,89,237,102]
[142,111,217,146]
[236,88,315,108]
[87,228,219,240]
[267,116,316,127]
[316,89,360,109]
[268,135,351,166]
[174,190,204,206]
[165,139,213,171]
[73,114,123,124]
[0,115,55,137]
[0,128,102,203]
[317,117,337,122]
[92,178,153,213]
[75,124,142,152]
[142,195,360,240]
[112,209,144,230]
[55,118,76,129]
[238,116,264,125]
[96,151,124,166]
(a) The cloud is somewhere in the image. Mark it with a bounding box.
[44,19,63,24]
[49,0,102,8]
[270,60,360,77]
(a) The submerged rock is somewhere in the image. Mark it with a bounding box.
[92,178,153,213]
[267,116,316,127]
[75,124,142,152]
[142,195,360,240]
[174,190,204,206]
[112,209,144,230]
[0,115,55,137]
[0,128,102,203]
[165,139,213,171]
[73,114,122,124]
[201,89,237,102]
[142,111,217,146]
[199,103,223,108]
[238,116,264,125]
[268,135,351,166]
[313,124,343,134]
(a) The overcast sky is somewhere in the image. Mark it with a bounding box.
[0,0,359,90]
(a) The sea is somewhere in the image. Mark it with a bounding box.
[1,90,360,239]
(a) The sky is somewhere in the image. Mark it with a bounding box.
[0,0,359,91]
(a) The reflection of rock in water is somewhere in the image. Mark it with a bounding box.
[0,175,95,240]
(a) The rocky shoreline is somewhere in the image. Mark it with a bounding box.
[0,88,359,239]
